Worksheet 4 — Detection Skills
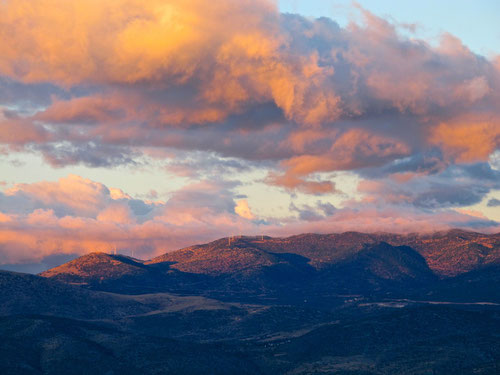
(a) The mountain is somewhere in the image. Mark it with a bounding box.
[247,230,500,276]
[311,242,437,296]
[0,315,260,375]
[275,305,500,374]
[40,230,500,300]
[40,252,150,283]
[39,252,175,294]
[401,229,500,276]
[2,230,500,374]
[0,270,240,319]
[150,229,500,277]
[420,264,500,303]
[148,237,283,275]
[0,270,153,319]
[40,237,443,300]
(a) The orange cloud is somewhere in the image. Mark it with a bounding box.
[0,0,344,127]
[234,199,255,220]
[454,208,488,219]
[431,117,500,162]
[0,175,258,264]
[357,179,412,205]
[6,174,111,217]
[267,129,410,193]
[287,129,327,152]
[0,112,49,145]
[0,0,273,84]
[266,172,337,195]
[97,204,134,224]
[35,96,127,124]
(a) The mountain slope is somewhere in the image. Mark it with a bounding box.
[149,230,500,277]
[148,237,282,275]
[401,230,500,276]
[38,252,175,293]
[420,264,500,303]
[240,230,500,276]
[312,242,437,295]
[40,252,149,283]
[276,305,500,374]
[0,270,153,319]
[0,315,261,375]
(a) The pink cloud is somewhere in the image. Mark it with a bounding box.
[97,204,135,224]
[5,174,112,217]
[430,116,500,163]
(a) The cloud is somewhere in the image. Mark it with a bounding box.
[97,204,134,224]
[487,198,500,207]
[277,204,498,237]
[266,170,337,195]
[35,96,127,125]
[1,175,111,217]
[0,1,498,185]
[164,151,253,179]
[36,142,139,168]
[0,109,49,145]
[357,162,500,209]
[430,117,500,163]
[234,199,255,220]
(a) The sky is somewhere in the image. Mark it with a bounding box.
[279,0,500,57]
[0,0,499,272]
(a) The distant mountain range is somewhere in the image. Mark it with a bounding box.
[2,229,499,374]
[39,230,500,301]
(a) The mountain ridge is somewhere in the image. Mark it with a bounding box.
[36,229,500,302]
[39,229,499,278]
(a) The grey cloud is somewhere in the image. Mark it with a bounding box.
[164,180,242,215]
[359,161,500,210]
[361,151,447,178]
[127,199,155,216]
[289,201,336,222]
[487,198,500,207]
[165,151,256,179]
[413,184,490,209]
[35,142,139,168]
[317,201,336,216]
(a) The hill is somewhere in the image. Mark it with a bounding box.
[0,270,153,319]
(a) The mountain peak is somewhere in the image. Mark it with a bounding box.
[40,251,147,284]
[147,237,281,275]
